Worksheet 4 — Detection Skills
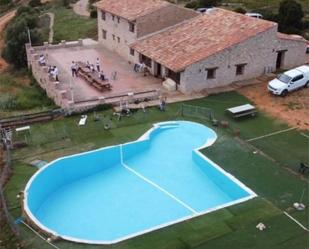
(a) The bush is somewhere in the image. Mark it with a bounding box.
[278,0,304,31]
[258,9,278,22]
[0,0,11,5]
[233,7,246,14]
[90,9,97,18]
[29,0,42,7]
[16,5,37,16]
[0,94,17,110]
[198,0,221,8]
[185,1,197,9]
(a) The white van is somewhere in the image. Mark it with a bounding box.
[245,13,263,19]
[268,65,309,96]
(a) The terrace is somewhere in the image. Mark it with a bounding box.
[26,39,199,111]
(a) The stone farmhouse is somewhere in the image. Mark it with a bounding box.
[95,0,309,93]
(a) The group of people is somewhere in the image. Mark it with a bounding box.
[37,54,59,81]
[48,66,59,81]
[70,58,107,81]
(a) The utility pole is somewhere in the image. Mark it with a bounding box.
[27,27,32,46]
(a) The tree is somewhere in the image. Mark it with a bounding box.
[0,0,12,5]
[198,0,221,8]
[2,6,42,68]
[278,0,304,32]
[185,1,198,9]
[29,0,42,7]
[16,5,37,16]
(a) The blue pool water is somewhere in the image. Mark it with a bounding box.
[24,121,256,244]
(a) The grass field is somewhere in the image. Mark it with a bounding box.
[46,6,97,43]
[3,91,308,249]
[0,71,56,117]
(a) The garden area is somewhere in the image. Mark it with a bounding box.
[2,91,308,249]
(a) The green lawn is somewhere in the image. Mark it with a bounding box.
[3,92,309,249]
[47,6,97,43]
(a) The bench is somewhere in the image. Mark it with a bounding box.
[226,104,257,119]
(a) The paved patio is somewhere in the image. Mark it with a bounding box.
[47,42,162,102]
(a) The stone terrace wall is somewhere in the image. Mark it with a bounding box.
[25,41,83,109]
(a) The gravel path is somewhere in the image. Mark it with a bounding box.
[73,0,90,17]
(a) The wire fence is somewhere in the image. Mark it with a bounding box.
[0,140,59,249]
[0,143,19,235]
[181,104,215,121]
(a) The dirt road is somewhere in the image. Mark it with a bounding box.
[238,81,309,130]
[0,10,16,72]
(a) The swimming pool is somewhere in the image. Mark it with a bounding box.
[24,121,256,244]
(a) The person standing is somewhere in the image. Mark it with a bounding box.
[71,61,77,77]
[96,57,100,72]
[53,66,59,81]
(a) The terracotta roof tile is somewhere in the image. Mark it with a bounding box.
[94,0,169,21]
[277,32,307,43]
[131,9,277,72]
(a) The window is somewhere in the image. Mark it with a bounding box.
[117,17,120,23]
[130,48,135,56]
[102,29,107,39]
[292,74,304,82]
[101,11,106,20]
[236,64,246,75]
[117,37,120,43]
[129,22,135,32]
[112,15,115,21]
[206,67,217,79]
[112,34,115,41]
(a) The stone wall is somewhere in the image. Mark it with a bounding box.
[277,38,308,69]
[179,27,279,92]
[136,5,198,38]
[25,42,80,109]
[97,11,137,62]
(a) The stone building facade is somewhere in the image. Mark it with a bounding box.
[95,0,309,93]
[95,0,197,62]
[179,27,279,92]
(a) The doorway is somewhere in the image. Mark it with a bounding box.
[276,50,286,69]
[156,63,161,77]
